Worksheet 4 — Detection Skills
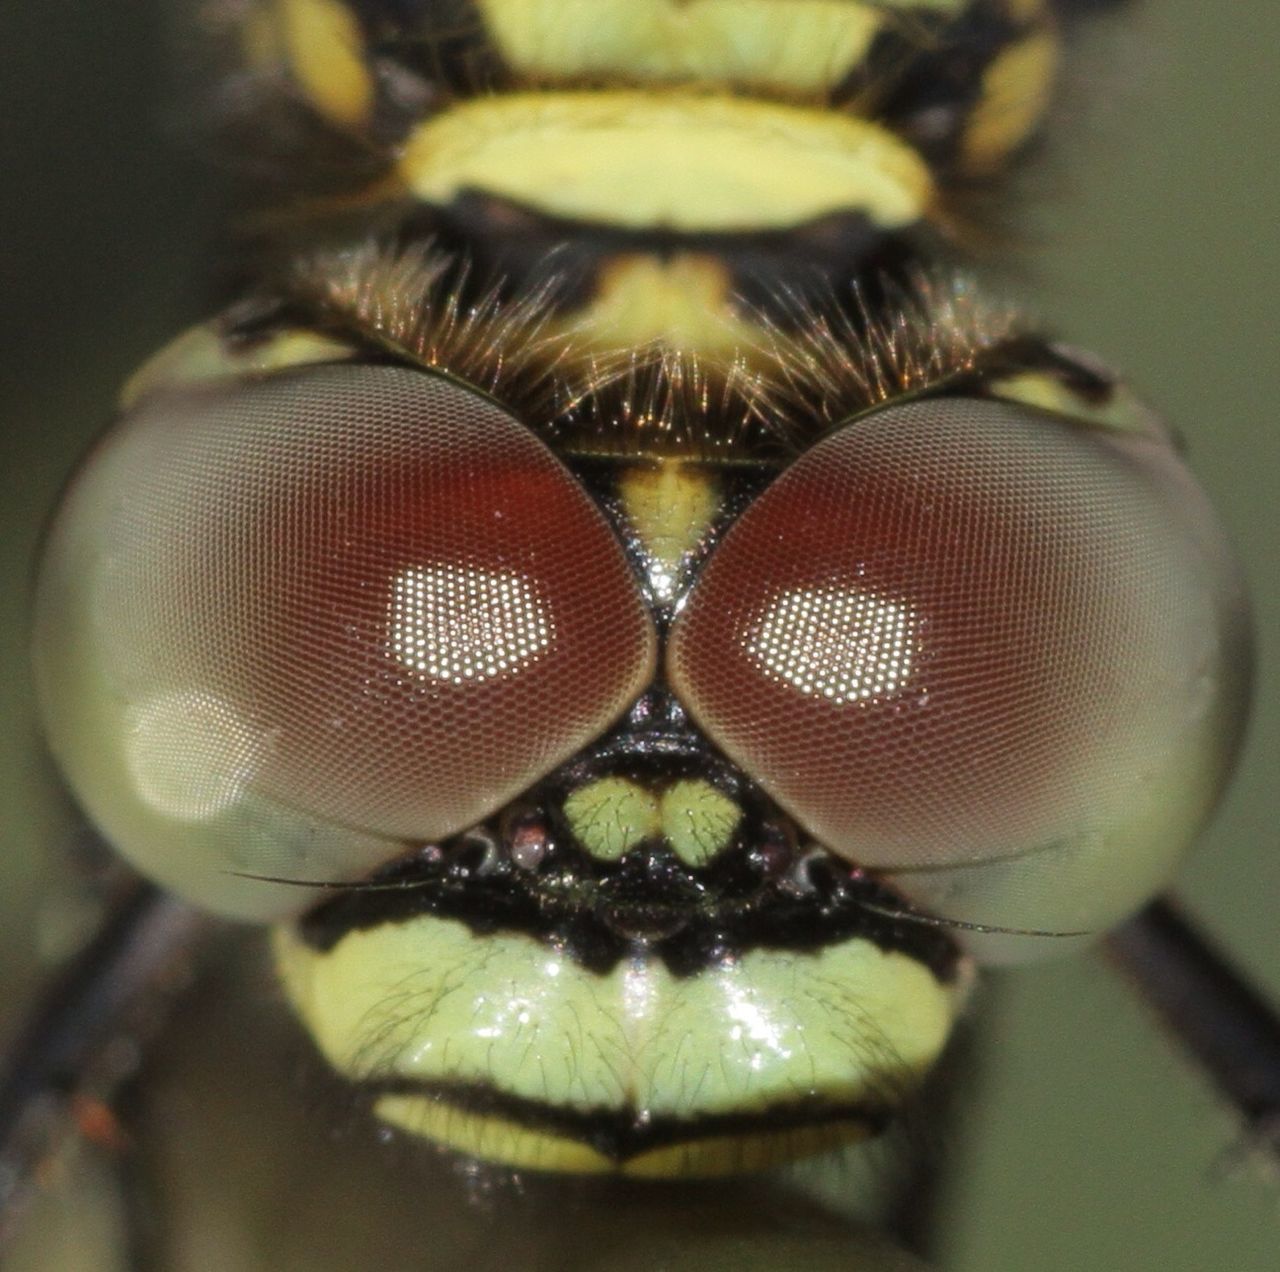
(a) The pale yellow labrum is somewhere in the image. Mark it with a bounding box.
[374,1103,619,1174]
[398,91,934,233]
[374,1098,875,1177]
[275,918,965,1173]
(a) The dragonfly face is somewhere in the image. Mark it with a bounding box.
[18,0,1256,1197]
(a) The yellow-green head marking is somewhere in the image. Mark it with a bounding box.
[274,737,973,1176]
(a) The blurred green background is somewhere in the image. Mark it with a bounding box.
[1,2,1276,1268]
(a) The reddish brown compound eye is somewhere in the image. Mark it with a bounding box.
[33,364,656,918]
[669,397,1249,927]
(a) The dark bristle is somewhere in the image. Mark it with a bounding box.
[285,241,1025,458]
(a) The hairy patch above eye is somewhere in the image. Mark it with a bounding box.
[289,242,575,413]
[284,241,1023,458]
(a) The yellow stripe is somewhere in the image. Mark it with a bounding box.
[989,370,1166,439]
[375,1099,615,1174]
[373,1095,874,1176]
[119,325,357,410]
[476,0,904,95]
[276,0,375,129]
[616,459,721,589]
[564,254,762,354]
[397,91,934,232]
[961,29,1060,174]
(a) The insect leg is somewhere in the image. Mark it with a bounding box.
[0,879,212,1244]
[1106,895,1280,1165]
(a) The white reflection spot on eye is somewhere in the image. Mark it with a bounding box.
[745,585,917,705]
[123,689,265,821]
[388,564,553,685]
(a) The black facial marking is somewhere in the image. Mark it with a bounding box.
[296,740,961,984]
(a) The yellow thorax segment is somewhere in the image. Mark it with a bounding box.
[566,255,763,354]
[397,91,935,233]
[475,0,967,95]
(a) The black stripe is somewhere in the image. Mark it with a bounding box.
[400,194,919,322]
[295,826,962,982]
[366,1076,893,1165]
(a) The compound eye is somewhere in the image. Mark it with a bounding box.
[34,364,656,919]
[669,397,1249,936]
